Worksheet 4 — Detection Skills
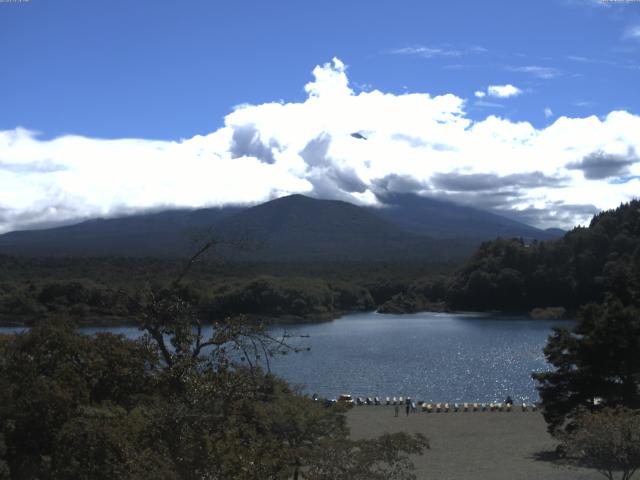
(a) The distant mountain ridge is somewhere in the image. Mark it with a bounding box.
[0,194,562,261]
[0,207,243,257]
[210,194,475,261]
[367,193,560,241]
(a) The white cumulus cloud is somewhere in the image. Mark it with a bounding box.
[486,84,523,98]
[1,57,639,234]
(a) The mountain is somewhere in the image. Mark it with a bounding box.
[0,207,242,257]
[544,227,566,237]
[0,194,560,261]
[367,193,562,241]
[210,194,472,261]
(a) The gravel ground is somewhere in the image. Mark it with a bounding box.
[347,405,601,480]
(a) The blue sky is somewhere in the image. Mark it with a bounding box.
[0,0,639,232]
[2,0,638,139]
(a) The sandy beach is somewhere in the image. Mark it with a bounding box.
[347,405,601,480]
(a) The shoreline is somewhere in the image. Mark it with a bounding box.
[0,307,573,329]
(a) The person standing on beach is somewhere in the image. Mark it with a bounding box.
[394,404,399,417]
[405,397,411,416]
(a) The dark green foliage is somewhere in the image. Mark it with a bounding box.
[0,256,456,325]
[533,302,640,435]
[0,276,129,323]
[51,406,178,480]
[206,276,375,319]
[0,321,156,478]
[447,200,640,312]
[0,432,8,480]
[0,319,427,479]
[378,276,448,313]
[560,407,640,480]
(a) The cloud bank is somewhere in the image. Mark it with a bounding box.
[1,57,639,233]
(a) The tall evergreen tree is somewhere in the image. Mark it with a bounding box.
[533,301,640,434]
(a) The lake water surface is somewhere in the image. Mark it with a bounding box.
[1,311,569,403]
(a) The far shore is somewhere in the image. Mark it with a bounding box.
[347,406,599,480]
[0,312,341,329]
[0,306,573,329]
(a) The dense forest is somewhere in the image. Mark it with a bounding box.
[1,200,638,326]
[352,200,640,316]
[444,200,640,314]
[0,256,454,325]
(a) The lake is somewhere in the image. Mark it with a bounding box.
[0,311,569,403]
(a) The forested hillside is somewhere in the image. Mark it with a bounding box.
[3,201,638,324]
[0,256,453,325]
[445,200,640,313]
